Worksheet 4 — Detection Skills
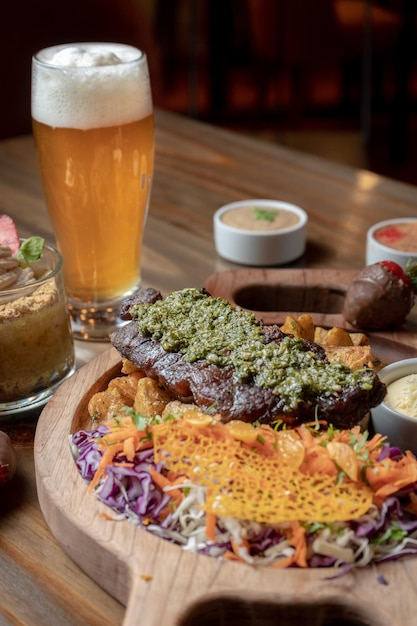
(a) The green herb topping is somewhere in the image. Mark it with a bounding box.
[17,236,45,265]
[130,288,375,410]
[253,207,277,222]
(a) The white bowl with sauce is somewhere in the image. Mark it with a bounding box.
[366,218,417,270]
[213,199,308,266]
[371,358,417,455]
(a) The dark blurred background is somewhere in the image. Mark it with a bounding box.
[2,0,417,185]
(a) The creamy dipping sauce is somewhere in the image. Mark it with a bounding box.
[221,206,300,232]
[374,221,417,252]
[385,373,417,418]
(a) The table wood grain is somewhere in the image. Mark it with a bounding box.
[1,108,417,625]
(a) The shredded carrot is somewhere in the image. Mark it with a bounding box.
[223,550,241,562]
[367,432,388,453]
[270,522,307,569]
[366,450,417,505]
[205,511,217,541]
[230,538,251,562]
[99,427,153,453]
[149,466,184,510]
[123,436,137,461]
[269,555,294,569]
[165,469,186,484]
[288,521,308,568]
[98,424,138,443]
[88,442,124,492]
[101,512,115,520]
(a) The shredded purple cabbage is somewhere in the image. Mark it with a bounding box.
[73,427,170,523]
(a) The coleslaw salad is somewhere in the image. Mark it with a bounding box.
[70,406,417,574]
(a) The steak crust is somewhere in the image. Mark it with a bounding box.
[111,289,386,429]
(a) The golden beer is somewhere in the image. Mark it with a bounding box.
[32,115,154,301]
[31,43,154,340]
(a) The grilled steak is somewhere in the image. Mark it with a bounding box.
[111,288,386,429]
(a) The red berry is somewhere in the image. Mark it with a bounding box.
[376,260,413,291]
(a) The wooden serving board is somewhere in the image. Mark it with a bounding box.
[34,270,417,626]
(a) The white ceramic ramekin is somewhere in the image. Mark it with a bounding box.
[366,218,417,270]
[213,199,308,266]
[371,358,417,455]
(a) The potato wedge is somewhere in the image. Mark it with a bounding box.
[322,326,353,347]
[280,316,302,337]
[295,314,315,342]
[324,345,384,371]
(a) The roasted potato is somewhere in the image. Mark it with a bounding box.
[281,314,380,371]
[108,371,144,406]
[134,377,172,418]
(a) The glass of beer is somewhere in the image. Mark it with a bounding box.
[31,43,154,341]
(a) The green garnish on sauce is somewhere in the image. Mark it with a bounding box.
[253,207,277,222]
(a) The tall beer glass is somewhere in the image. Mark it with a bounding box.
[31,43,154,341]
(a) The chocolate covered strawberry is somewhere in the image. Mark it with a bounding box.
[343,260,417,330]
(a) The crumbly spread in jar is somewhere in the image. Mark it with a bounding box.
[0,244,74,403]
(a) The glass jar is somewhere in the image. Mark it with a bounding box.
[0,242,75,415]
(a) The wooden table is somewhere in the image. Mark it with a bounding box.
[1,108,417,626]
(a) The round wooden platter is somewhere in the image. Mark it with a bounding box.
[34,270,417,626]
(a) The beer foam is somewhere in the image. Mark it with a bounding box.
[32,43,152,130]
[48,46,125,68]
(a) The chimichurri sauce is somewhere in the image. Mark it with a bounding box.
[130,288,374,410]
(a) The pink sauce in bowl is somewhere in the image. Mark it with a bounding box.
[374,221,417,253]
[366,218,417,269]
